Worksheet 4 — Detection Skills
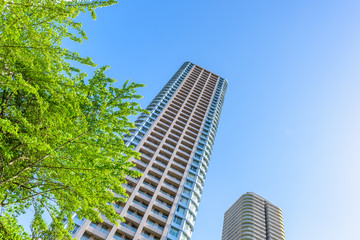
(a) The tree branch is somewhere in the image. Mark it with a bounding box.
[0,128,94,187]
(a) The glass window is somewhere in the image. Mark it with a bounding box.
[177,206,186,215]
[190,166,198,172]
[185,180,193,187]
[183,222,192,236]
[71,224,80,235]
[183,188,191,195]
[113,232,123,240]
[170,227,179,237]
[173,216,182,225]
[90,222,98,228]
[180,196,188,205]
[191,193,200,205]
[188,173,195,179]
[192,160,200,166]
[189,201,198,214]
[80,233,91,240]
[180,233,190,240]
[186,211,196,225]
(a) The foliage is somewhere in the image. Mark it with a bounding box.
[0,0,145,239]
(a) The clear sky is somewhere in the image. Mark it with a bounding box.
[62,0,360,239]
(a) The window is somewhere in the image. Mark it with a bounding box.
[100,225,109,234]
[71,224,80,235]
[170,227,179,237]
[194,184,202,195]
[184,222,192,235]
[190,166,198,172]
[90,222,98,228]
[113,232,123,240]
[192,160,200,166]
[177,206,186,215]
[183,188,191,195]
[191,193,200,205]
[188,173,195,179]
[180,196,188,205]
[189,201,198,214]
[80,233,91,240]
[186,211,196,225]
[173,216,182,225]
[180,232,190,240]
[185,180,193,187]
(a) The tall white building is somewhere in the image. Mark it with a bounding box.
[222,192,285,240]
[71,62,228,240]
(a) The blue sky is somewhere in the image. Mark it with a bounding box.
[62,1,360,239]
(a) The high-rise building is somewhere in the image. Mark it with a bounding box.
[222,192,285,240]
[72,62,228,240]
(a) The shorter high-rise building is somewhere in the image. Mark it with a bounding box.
[222,192,285,240]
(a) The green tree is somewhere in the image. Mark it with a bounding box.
[0,0,145,239]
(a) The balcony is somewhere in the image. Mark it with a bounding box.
[163,181,178,192]
[88,224,109,239]
[151,166,164,175]
[158,152,171,160]
[155,199,171,212]
[154,159,168,169]
[138,189,153,200]
[166,175,181,185]
[132,158,148,169]
[126,211,143,222]
[141,232,160,240]
[160,189,175,200]
[144,223,163,236]
[142,181,157,192]
[172,160,186,170]
[132,199,148,211]
[120,222,137,234]
[150,209,168,221]
[147,173,160,183]
[146,220,164,231]
[169,167,184,178]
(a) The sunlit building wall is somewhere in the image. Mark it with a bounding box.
[72,62,228,240]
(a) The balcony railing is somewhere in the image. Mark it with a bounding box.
[127,211,143,220]
[160,190,175,199]
[141,233,160,240]
[143,181,156,190]
[139,190,152,199]
[155,199,171,209]
[151,209,168,219]
[120,222,137,233]
[163,181,178,191]
[133,200,148,209]
[146,220,164,231]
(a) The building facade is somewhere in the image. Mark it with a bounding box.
[72,62,228,240]
[222,192,285,240]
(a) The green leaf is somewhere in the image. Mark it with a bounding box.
[0,0,143,238]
